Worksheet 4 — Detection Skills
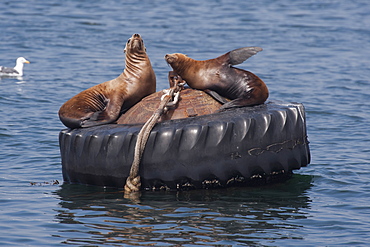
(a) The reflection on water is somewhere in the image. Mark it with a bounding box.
[54,174,312,246]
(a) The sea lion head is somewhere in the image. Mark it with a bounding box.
[165,53,190,70]
[124,33,146,54]
[165,53,185,65]
[164,53,178,64]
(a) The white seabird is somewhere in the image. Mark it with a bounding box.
[0,57,30,76]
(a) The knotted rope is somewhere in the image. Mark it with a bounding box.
[124,75,185,195]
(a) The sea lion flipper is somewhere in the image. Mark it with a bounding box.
[219,94,258,110]
[204,89,229,104]
[81,99,122,127]
[80,111,115,127]
[228,47,263,65]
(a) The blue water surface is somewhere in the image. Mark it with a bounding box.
[1,0,370,246]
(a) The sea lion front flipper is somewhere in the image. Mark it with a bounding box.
[80,111,110,127]
[228,47,263,65]
[80,98,121,127]
[204,89,229,104]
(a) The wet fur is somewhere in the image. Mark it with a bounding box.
[165,47,268,110]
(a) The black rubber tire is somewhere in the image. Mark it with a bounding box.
[59,101,310,190]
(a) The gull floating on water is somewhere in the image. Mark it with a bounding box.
[0,57,30,77]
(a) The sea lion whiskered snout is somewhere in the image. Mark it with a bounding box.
[165,47,268,110]
[164,54,178,64]
[125,34,146,53]
[59,33,156,129]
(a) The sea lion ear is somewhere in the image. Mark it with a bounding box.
[228,47,263,65]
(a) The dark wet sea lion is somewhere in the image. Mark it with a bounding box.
[59,34,156,129]
[165,47,268,110]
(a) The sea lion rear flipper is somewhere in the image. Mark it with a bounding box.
[204,89,229,104]
[228,47,263,65]
[219,97,255,110]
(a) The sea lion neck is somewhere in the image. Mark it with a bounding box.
[123,50,149,79]
[172,55,196,76]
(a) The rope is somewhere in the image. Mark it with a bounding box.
[124,75,185,195]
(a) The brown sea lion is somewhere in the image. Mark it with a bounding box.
[59,34,156,128]
[165,47,268,110]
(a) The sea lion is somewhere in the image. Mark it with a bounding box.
[59,33,156,129]
[165,47,268,110]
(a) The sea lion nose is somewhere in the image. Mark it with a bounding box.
[133,33,140,38]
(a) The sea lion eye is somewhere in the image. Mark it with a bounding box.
[127,38,131,44]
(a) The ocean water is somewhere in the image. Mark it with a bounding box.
[1,0,370,246]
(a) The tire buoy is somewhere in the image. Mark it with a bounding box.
[59,100,310,190]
